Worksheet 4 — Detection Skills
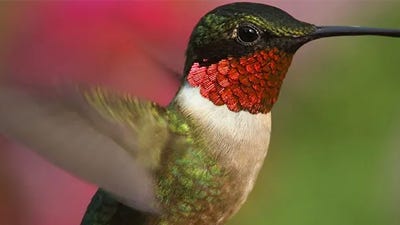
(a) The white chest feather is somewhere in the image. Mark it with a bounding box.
[175,85,272,210]
[176,85,271,158]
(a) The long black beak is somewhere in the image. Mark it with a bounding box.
[308,26,400,40]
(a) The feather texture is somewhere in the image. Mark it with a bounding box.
[0,85,170,213]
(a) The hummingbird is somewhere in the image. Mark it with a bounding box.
[0,2,399,225]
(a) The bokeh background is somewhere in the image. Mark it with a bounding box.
[0,1,399,225]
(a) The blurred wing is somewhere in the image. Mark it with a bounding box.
[0,84,170,213]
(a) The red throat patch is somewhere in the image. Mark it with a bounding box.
[187,47,293,114]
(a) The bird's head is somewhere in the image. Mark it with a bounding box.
[183,2,400,114]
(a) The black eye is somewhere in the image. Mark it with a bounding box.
[236,24,261,46]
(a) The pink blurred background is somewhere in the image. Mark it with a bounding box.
[0,1,398,225]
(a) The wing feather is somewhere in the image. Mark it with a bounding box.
[0,84,169,213]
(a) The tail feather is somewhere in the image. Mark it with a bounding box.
[81,189,147,225]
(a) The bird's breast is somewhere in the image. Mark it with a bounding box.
[154,85,272,224]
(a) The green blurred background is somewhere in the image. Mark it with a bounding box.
[0,1,399,225]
